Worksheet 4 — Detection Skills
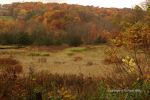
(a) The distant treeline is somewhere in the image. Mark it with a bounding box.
[0,2,148,46]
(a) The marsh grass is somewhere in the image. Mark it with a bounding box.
[0,45,149,100]
[68,47,87,53]
[0,16,14,20]
[66,52,75,56]
[29,52,50,57]
[0,68,149,100]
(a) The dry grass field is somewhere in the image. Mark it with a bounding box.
[0,45,149,100]
[0,45,114,77]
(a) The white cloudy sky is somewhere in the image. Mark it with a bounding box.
[0,0,145,8]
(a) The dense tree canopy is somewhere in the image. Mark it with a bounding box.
[0,2,149,46]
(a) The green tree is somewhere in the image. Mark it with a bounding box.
[67,35,82,47]
[17,33,32,45]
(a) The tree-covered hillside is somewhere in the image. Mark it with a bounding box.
[0,2,148,46]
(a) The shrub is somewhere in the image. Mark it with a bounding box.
[67,36,82,47]
[103,47,122,64]
[86,61,94,66]
[33,37,53,46]
[94,36,106,44]
[73,56,83,62]
[0,58,19,66]
[17,33,32,45]
[0,58,23,80]
[5,64,23,75]
[0,33,17,45]
[53,39,63,46]
[0,70,149,100]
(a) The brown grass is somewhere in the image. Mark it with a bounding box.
[0,58,19,66]
[0,57,23,77]
[73,56,83,62]
[0,49,149,99]
[0,45,109,76]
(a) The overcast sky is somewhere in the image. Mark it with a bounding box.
[0,0,145,8]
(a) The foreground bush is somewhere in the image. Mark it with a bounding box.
[0,67,149,100]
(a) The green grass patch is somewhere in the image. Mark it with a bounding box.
[0,16,14,20]
[29,52,50,56]
[65,47,88,56]
[68,47,87,53]
[66,52,75,56]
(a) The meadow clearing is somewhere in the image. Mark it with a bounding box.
[0,45,149,100]
[0,45,113,77]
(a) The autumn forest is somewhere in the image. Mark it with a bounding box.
[0,2,147,46]
[0,1,150,100]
